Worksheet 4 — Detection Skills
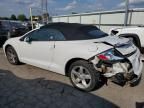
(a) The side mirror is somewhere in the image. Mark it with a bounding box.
[25,37,32,43]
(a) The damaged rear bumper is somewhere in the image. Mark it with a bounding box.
[90,48,143,86]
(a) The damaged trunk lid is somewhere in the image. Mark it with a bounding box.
[94,36,143,77]
[95,36,137,55]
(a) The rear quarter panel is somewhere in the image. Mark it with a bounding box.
[50,41,112,75]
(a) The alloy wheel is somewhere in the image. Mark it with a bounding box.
[6,47,17,64]
[71,66,92,89]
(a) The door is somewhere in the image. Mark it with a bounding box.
[18,28,55,69]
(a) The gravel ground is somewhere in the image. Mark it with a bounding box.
[0,48,144,108]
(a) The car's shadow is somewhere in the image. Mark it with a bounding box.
[0,69,119,108]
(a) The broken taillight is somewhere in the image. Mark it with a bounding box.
[97,54,109,60]
[97,49,124,61]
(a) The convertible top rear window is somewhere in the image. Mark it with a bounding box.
[41,23,108,41]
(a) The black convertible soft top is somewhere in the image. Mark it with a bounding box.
[40,22,107,40]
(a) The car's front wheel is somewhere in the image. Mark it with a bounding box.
[69,60,101,92]
[6,46,20,65]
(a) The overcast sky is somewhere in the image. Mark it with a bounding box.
[0,0,144,17]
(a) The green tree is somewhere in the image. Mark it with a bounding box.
[17,14,27,21]
[10,14,17,20]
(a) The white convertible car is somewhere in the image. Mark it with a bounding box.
[3,23,143,91]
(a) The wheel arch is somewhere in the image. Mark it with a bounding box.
[65,58,88,76]
[4,44,20,59]
[4,44,13,53]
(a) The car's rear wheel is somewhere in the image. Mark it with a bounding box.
[6,46,20,65]
[69,60,101,92]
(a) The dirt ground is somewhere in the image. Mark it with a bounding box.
[0,48,144,108]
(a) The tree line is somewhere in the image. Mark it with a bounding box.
[0,14,28,21]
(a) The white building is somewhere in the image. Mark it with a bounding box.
[52,8,144,33]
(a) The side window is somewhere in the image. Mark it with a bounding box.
[23,28,65,41]
[20,30,35,41]
[30,29,53,41]
[46,29,65,41]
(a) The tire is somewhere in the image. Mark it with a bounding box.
[68,60,101,92]
[6,46,20,65]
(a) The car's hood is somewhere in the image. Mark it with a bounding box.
[3,37,21,46]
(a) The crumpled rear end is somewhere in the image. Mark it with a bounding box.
[90,42,143,86]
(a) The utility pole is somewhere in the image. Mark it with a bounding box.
[41,0,49,24]
[124,0,129,26]
[30,7,34,30]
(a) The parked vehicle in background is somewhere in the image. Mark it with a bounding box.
[0,20,28,46]
[3,23,143,91]
[35,22,44,28]
[8,21,28,37]
[109,26,144,53]
[0,20,28,37]
[0,21,8,47]
[22,21,32,30]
